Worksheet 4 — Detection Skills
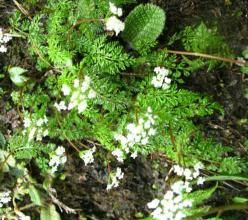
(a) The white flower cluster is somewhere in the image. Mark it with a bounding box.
[173,163,205,185]
[79,146,96,166]
[113,107,157,162]
[17,212,31,220]
[151,67,172,90]
[106,167,124,190]
[54,76,96,113]
[49,146,67,174]
[147,185,192,220]
[147,163,206,220]
[105,2,125,36]
[23,115,49,142]
[0,28,12,53]
[0,190,11,207]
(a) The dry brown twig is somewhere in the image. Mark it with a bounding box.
[13,0,32,20]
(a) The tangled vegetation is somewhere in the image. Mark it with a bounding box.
[0,0,247,219]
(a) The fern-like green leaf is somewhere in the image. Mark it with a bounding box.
[83,36,134,74]
[186,184,217,206]
[122,4,165,53]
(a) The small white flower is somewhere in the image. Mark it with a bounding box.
[28,127,37,141]
[173,195,183,204]
[2,34,12,43]
[112,149,125,162]
[36,118,44,127]
[73,79,80,88]
[144,120,151,129]
[88,89,96,98]
[141,137,149,145]
[184,168,193,180]
[174,211,186,220]
[151,76,163,88]
[0,44,7,53]
[184,181,192,193]
[197,176,205,185]
[130,151,138,159]
[171,180,184,194]
[181,200,192,208]
[147,106,152,113]
[81,81,90,92]
[54,100,67,111]
[126,123,135,132]
[148,128,156,136]
[163,77,172,84]
[62,84,71,96]
[106,183,113,190]
[60,155,67,164]
[49,155,60,167]
[164,190,174,200]
[173,165,184,176]
[147,199,160,209]
[150,207,163,219]
[109,2,123,17]
[68,100,77,110]
[43,115,48,124]
[154,67,169,76]
[17,213,31,220]
[116,167,124,179]
[193,170,200,178]
[43,129,48,137]
[152,67,171,90]
[194,162,204,171]
[55,146,65,156]
[79,147,96,166]
[106,167,124,190]
[23,117,32,128]
[77,100,88,113]
[105,16,125,36]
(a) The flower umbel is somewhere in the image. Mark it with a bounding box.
[105,16,125,36]
[114,107,157,161]
[23,114,49,142]
[54,76,96,113]
[151,67,172,90]
[0,28,12,53]
[49,146,67,174]
[0,190,11,207]
[106,167,124,190]
[79,146,96,166]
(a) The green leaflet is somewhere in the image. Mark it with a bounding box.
[28,185,42,206]
[83,36,134,74]
[0,132,6,148]
[8,67,29,87]
[40,204,61,220]
[122,4,165,53]
[185,184,217,206]
[205,175,248,182]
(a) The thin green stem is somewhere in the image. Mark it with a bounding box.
[186,204,248,219]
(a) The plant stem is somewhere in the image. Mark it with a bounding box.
[186,204,248,219]
[0,152,12,171]
[54,110,80,153]
[165,49,247,66]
